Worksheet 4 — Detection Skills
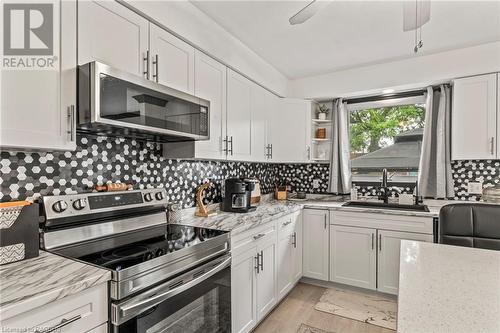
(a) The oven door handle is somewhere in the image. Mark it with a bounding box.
[115,256,231,324]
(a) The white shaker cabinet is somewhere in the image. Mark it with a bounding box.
[377,230,432,295]
[78,0,148,77]
[330,225,377,290]
[149,23,195,93]
[251,85,275,162]
[231,247,257,333]
[292,212,303,282]
[277,212,302,299]
[1,0,76,151]
[269,99,311,162]
[193,51,227,159]
[302,209,329,281]
[452,73,498,160]
[226,69,253,161]
[256,233,277,321]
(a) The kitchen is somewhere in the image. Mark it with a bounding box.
[1,1,500,333]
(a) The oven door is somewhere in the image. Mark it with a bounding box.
[111,254,231,333]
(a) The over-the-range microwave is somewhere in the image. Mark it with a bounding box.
[78,61,210,142]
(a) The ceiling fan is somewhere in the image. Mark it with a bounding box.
[289,0,430,53]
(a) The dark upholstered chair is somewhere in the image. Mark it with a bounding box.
[439,203,500,251]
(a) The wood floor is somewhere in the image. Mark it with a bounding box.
[253,282,395,333]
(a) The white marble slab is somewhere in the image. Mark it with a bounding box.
[398,241,500,333]
[0,251,111,320]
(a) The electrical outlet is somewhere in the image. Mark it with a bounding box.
[467,182,483,194]
[312,179,320,189]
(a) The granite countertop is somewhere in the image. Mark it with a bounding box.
[176,200,303,235]
[397,241,500,333]
[0,250,111,320]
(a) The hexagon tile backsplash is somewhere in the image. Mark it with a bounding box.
[1,134,499,207]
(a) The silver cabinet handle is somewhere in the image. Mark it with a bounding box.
[324,214,327,229]
[307,145,311,160]
[222,136,228,155]
[229,136,233,156]
[371,233,374,250]
[255,254,260,274]
[292,232,297,248]
[253,233,265,240]
[270,143,273,159]
[283,220,292,227]
[143,50,150,79]
[379,234,382,251]
[152,54,159,82]
[490,137,495,155]
[259,250,263,272]
[34,314,82,333]
[67,105,75,142]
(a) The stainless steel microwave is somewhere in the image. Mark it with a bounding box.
[78,61,210,142]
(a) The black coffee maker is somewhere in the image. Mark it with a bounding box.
[221,178,256,213]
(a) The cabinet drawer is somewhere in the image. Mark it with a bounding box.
[3,283,108,333]
[330,211,434,235]
[232,223,276,257]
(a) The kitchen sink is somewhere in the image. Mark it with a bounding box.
[342,201,430,212]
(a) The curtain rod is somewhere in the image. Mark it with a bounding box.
[343,83,451,105]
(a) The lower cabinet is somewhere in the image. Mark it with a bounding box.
[232,247,258,333]
[329,222,433,295]
[256,234,278,321]
[302,209,329,281]
[377,230,433,294]
[277,211,302,299]
[330,225,377,290]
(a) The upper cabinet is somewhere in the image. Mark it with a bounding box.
[149,24,195,94]
[193,51,227,160]
[226,69,253,161]
[251,85,276,162]
[1,0,77,151]
[269,99,312,162]
[452,73,498,160]
[78,0,148,77]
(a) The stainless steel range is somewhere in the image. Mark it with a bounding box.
[40,189,231,333]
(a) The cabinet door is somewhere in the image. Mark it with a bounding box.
[226,69,252,161]
[193,51,226,159]
[149,23,195,93]
[302,209,329,281]
[452,73,497,160]
[277,222,293,299]
[330,225,377,290]
[232,247,257,333]
[78,0,148,77]
[1,0,76,151]
[269,99,311,162]
[251,85,273,162]
[292,212,303,282]
[377,230,432,295]
[256,237,277,321]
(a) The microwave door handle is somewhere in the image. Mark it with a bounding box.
[117,256,231,321]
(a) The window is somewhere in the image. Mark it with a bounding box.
[348,98,426,184]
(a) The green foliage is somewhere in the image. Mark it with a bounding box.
[350,104,425,153]
[316,104,330,115]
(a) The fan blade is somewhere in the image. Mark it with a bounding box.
[289,0,330,25]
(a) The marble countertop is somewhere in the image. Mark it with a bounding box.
[0,250,111,320]
[397,241,500,333]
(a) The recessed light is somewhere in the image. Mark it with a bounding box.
[382,89,395,94]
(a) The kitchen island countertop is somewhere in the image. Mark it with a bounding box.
[0,250,111,321]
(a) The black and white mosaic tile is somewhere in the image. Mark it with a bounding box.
[1,134,499,206]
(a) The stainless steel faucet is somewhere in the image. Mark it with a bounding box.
[379,168,389,204]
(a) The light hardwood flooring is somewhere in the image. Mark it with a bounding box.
[253,282,396,333]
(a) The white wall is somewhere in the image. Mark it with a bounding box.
[122,0,288,97]
[288,41,500,99]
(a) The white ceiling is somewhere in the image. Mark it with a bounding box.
[191,1,500,79]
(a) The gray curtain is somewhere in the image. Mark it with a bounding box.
[328,98,351,194]
[418,85,454,198]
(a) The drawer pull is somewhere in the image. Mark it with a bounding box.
[292,232,297,248]
[35,314,82,333]
[253,233,265,240]
[283,220,292,227]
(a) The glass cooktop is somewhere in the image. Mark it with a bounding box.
[79,224,227,271]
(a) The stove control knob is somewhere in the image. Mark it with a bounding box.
[144,252,154,261]
[155,191,165,201]
[72,198,87,211]
[155,249,164,257]
[52,200,68,213]
[144,193,153,202]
